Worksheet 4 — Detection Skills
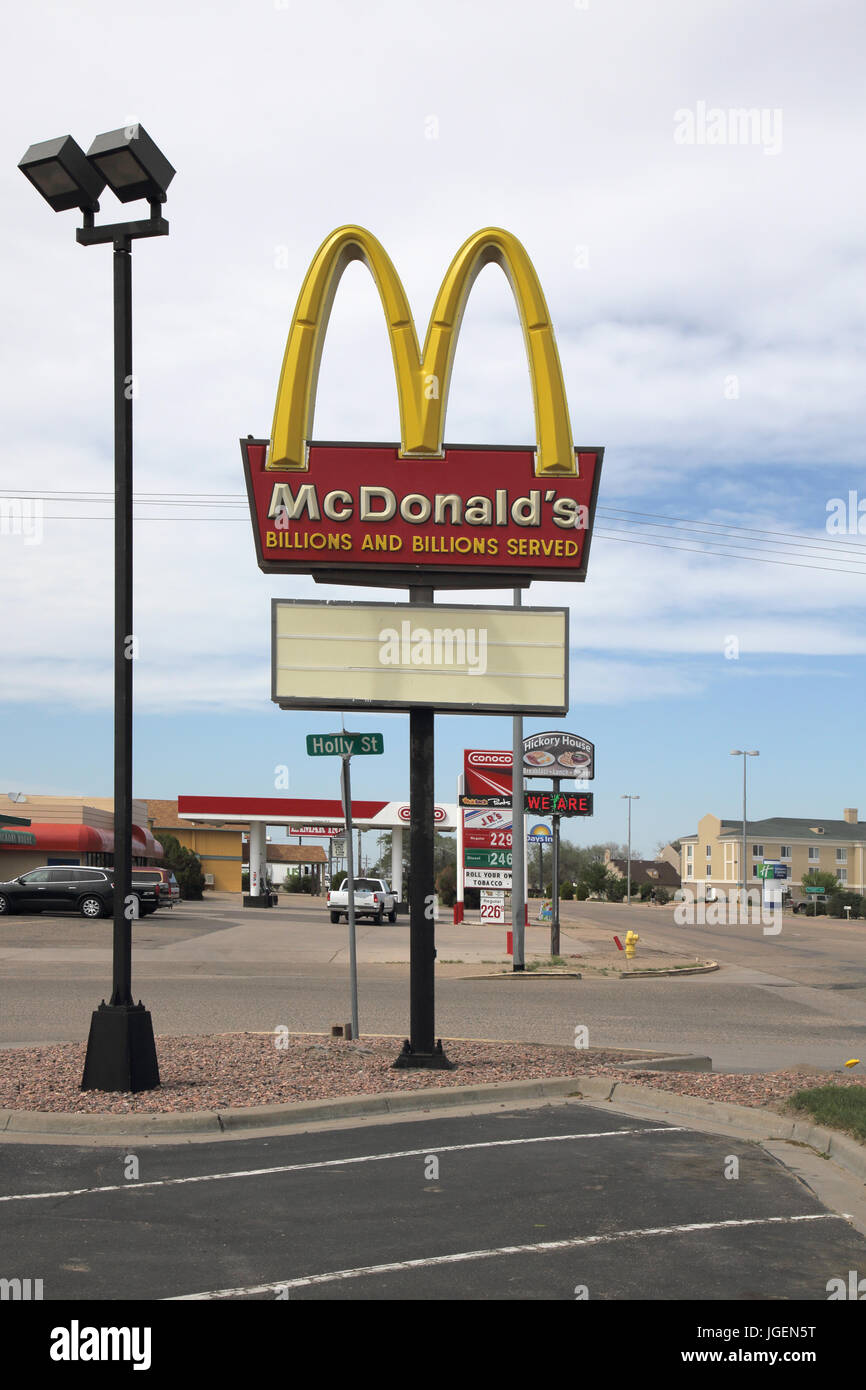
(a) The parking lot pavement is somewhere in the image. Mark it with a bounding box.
[2,1100,865,1302]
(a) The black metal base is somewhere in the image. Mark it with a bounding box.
[391,1038,455,1070]
[243,893,277,908]
[80,1002,160,1093]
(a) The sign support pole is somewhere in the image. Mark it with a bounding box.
[340,753,360,1040]
[551,777,561,957]
[393,586,453,1069]
[455,772,465,924]
[511,588,526,971]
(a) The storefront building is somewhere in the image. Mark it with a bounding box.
[0,794,163,878]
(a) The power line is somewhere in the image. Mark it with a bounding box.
[597,516,866,563]
[598,503,866,552]
[4,490,866,574]
[593,529,866,575]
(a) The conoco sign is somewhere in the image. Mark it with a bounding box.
[244,224,603,586]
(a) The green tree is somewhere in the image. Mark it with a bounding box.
[158,832,206,900]
[436,862,457,907]
[801,869,838,894]
[580,860,610,895]
[605,874,627,902]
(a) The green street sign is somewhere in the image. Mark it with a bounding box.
[306,732,384,757]
[804,886,824,894]
[464,848,513,869]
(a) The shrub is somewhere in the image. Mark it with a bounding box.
[639,882,653,902]
[828,890,863,918]
[436,863,457,907]
[655,887,671,905]
[560,880,574,901]
[159,832,205,900]
[575,882,589,901]
[605,876,627,902]
[581,861,610,896]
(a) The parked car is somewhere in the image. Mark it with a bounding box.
[327,877,397,923]
[131,866,180,907]
[0,866,159,919]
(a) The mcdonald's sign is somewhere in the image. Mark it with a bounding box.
[243,225,602,584]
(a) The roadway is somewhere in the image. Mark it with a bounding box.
[1,898,864,1070]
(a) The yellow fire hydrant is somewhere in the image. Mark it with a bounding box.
[625,929,639,960]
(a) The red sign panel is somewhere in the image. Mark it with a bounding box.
[243,441,602,586]
[462,805,513,850]
[464,749,513,798]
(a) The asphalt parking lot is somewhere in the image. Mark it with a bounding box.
[3,1100,865,1301]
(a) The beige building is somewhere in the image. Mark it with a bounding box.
[144,800,244,892]
[679,808,865,898]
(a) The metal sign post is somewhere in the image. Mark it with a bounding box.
[339,753,360,1041]
[394,587,453,1069]
[511,589,526,971]
[551,777,561,956]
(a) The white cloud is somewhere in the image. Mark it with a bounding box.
[2,0,865,715]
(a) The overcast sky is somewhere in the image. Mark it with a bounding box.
[2,0,865,850]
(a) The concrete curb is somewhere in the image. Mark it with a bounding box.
[617,1055,713,1073]
[460,962,718,981]
[0,1076,587,1139]
[567,1079,866,1183]
[2,1068,863,1186]
[621,962,719,979]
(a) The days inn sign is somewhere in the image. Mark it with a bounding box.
[243,225,602,587]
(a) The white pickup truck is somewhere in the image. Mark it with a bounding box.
[327,877,398,923]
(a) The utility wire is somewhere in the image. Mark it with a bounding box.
[4,490,866,574]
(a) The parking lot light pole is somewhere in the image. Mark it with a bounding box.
[730,750,759,911]
[19,126,173,1092]
[621,795,639,903]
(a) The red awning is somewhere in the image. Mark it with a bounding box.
[26,824,114,854]
[132,825,163,858]
[3,822,163,860]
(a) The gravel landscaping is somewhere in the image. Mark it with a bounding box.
[1,1032,864,1118]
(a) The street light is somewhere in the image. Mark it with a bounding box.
[86,126,175,205]
[730,750,759,910]
[621,795,639,904]
[18,135,105,212]
[19,123,173,1093]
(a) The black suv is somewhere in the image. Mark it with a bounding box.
[0,867,159,919]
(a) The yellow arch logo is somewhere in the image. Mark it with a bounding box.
[268,225,575,477]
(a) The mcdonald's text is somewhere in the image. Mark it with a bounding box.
[244,442,601,581]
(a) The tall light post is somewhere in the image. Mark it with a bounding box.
[621,795,639,903]
[730,750,759,909]
[19,125,174,1092]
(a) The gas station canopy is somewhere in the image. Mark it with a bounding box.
[177,796,458,831]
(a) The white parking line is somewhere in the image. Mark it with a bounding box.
[0,1126,685,1204]
[168,1213,850,1299]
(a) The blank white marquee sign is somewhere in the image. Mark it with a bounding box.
[271,599,568,715]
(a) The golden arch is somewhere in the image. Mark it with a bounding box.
[267,225,576,476]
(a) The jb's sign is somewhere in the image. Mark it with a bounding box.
[243,225,602,587]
